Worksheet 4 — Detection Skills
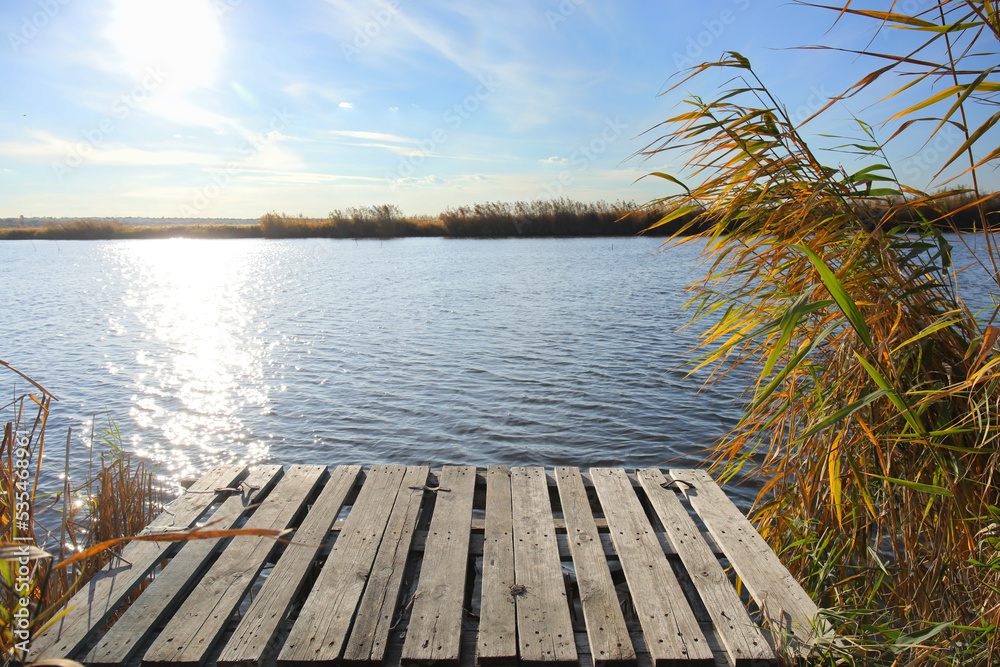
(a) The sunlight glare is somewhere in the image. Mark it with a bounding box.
[106,0,223,90]
[113,240,272,480]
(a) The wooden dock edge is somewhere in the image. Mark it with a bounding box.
[31,465,833,667]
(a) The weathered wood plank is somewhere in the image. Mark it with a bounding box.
[636,469,774,667]
[141,465,324,665]
[83,465,285,666]
[590,468,713,666]
[38,466,803,667]
[217,465,362,666]
[331,516,724,555]
[668,468,827,659]
[555,467,635,666]
[343,465,430,665]
[26,464,247,661]
[401,465,477,665]
[511,466,577,665]
[476,464,517,665]
[278,464,408,664]
[411,527,717,560]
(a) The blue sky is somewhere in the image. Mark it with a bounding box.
[1,0,994,218]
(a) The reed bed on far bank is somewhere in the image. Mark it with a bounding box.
[259,205,446,238]
[2,195,992,242]
[254,200,676,238]
[438,198,680,236]
[0,219,260,240]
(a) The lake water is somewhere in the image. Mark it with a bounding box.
[3,235,994,508]
[3,238,758,499]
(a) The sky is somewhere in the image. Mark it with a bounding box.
[0,0,995,218]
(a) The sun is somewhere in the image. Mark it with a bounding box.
[106,0,223,90]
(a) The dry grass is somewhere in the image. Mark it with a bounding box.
[0,362,160,663]
[259,206,446,238]
[438,198,680,236]
[0,197,991,242]
[0,220,259,240]
[0,361,290,665]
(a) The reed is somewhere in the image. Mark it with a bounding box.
[0,220,261,240]
[0,362,161,664]
[438,198,681,236]
[642,2,1000,663]
[1,197,991,242]
[0,359,293,665]
[260,206,446,239]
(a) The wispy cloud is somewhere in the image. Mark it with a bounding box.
[356,142,427,156]
[0,131,218,167]
[3,0,940,216]
[329,130,417,144]
[85,146,221,167]
[219,167,386,185]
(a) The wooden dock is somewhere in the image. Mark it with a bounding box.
[26,465,827,666]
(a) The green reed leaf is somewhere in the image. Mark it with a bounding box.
[890,313,963,353]
[854,352,927,435]
[798,244,874,350]
[870,474,954,497]
[799,389,893,441]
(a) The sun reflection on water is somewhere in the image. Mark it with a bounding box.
[110,239,272,480]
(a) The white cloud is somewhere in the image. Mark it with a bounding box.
[339,101,354,109]
[282,82,353,103]
[219,167,386,185]
[326,131,431,156]
[144,96,235,130]
[362,5,603,130]
[87,147,220,167]
[350,142,426,156]
[394,175,449,187]
[328,130,417,144]
[0,131,218,167]
[0,130,66,158]
[540,156,569,165]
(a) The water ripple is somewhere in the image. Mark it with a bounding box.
[0,236,798,507]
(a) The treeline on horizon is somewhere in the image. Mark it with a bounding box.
[1,193,997,240]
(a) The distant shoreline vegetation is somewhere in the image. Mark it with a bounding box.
[0,194,996,241]
[0,200,678,240]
